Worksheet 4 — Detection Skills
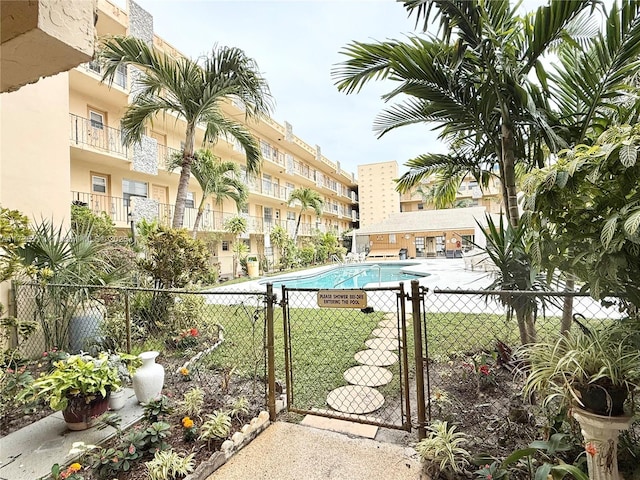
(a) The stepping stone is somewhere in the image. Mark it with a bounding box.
[370,327,397,338]
[354,349,398,366]
[326,385,384,414]
[365,337,398,351]
[378,319,397,329]
[344,365,393,387]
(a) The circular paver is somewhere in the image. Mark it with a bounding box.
[326,385,385,414]
[365,337,399,351]
[383,312,396,321]
[378,319,397,329]
[354,349,398,366]
[344,365,393,387]
[370,327,397,339]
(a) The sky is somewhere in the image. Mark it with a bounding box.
[114,0,550,177]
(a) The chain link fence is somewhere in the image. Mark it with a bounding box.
[9,282,270,410]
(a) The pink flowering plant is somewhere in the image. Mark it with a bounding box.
[172,328,199,350]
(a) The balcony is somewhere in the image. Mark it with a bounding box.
[69,113,128,158]
[83,60,127,89]
[157,144,182,170]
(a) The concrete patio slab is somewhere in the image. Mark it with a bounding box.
[301,414,378,439]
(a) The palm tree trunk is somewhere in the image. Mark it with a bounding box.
[294,212,302,242]
[501,123,520,228]
[173,123,196,229]
[192,198,207,238]
[515,309,536,345]
[561,278,575,335]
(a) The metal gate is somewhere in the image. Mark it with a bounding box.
[280,283,420,431]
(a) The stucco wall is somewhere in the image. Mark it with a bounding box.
[0,73,71,226]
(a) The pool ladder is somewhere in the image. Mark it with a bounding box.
[333,264,381,288]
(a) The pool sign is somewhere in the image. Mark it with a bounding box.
[317,290,367,309]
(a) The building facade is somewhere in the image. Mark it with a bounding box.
[2,0,359,276]
[357,161,400,227]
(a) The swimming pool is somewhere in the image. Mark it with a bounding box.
[262,262,429,289]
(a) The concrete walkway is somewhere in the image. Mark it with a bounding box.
[206,422,423,480]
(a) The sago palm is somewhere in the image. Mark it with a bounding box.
[99,36,272,229]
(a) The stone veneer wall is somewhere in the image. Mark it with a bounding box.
[131,197,159,223]
[133,135,158,174]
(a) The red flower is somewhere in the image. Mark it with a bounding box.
[486,475,492,480]
[128,444,136,454]
[585,442,598,457]
[479,365,490,376]
[190,328,198,337]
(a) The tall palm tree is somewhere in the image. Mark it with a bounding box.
[99,36,272,229]
[287,187,323,242]
[170,149,248,237]
[333,0,597,227]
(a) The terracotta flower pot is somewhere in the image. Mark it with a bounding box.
[62,392,110,430]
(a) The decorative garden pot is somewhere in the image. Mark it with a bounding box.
[63,393,110,431]
[577,383,628,416]
[108,388,126,411]
[132,351,165,404]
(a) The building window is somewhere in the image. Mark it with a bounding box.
[186,192,195,209]
[389,234,396,244]
[287,211,296,221]
[418,203,424,210]
[222,241,229,251]
[89,110,104,129]
[92,175,108,194]
[241,204,249,215]
[122,179,148,206]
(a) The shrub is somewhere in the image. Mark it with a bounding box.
[146,450,195,480]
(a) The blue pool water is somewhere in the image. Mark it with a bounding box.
[263,262,428,289]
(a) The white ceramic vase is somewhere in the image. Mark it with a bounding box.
[132,351,165,404]
[108,388,126,411]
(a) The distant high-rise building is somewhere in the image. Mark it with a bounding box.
[357,161,400,227]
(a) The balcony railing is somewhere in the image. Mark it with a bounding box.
[71,192,130,224]
[84,61,127,89]
[157,144,182,170]
[69,114,128,158]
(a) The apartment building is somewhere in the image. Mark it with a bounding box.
[1,0,358,276]
[357,161,400,227]
[399,175,503,214]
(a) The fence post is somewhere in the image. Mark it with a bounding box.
[266,283,277,421]
[411,280,427,440]
[7,282,18,349]
[124,289,131,354]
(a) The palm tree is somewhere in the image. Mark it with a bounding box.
[333,0,597,227]
[99,36,272,229]
[287,187,323,242]
[170,149,248,237]
[224,215,248,278]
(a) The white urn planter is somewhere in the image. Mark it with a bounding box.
[132,351,165,404]
[572,407,632,480]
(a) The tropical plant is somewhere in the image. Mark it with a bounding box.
[522,320,640,416]
[145,449,195,480]
[477,214,546,344]
[23,353,121,411]
[524,124,640,309]
[415,421,470,479]
[13,219,124,350]
[334,0,601,227]
[143,395,174,423]
[287,187,323,242]
[169,149,248,237]
[99,36,272,228]
[475,433,588,480]
[70,204,116,239]
[199,411,232,446]
[0,206,30,282]
[178,387,204,418]
[224,215,248,277]
[227,396,250,420]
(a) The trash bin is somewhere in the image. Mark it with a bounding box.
[399,248,408,260]
[246,255,259,278]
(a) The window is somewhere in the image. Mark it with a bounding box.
[89,110,104,129]
[418,203,424,210]
[122,179,148,206]
[287,211,296,221]
[389,234,396,244]
[222,241,229,251]
[92,175,108,194]
[241,204,249,215]
[186,192,195,209]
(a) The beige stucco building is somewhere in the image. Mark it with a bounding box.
[1,0,359,277]
[357,161,400,227]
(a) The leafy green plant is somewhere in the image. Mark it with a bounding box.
[143,395,174,423]
[522,321,640,415]
[228,396,250,420]
[23,354,120,411]
[178,387,204,418]
[199,411,232,447]
[415,421,470,479]
[181,416,198,442]
[475,433,588,480]
[145,449,195,480]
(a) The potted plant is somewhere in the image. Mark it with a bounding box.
[106,352,141,410]
[27,353,121,430]
[522,320,640,416]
